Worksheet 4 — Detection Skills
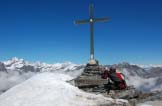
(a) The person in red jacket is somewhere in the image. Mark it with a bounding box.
[102,67,127,93]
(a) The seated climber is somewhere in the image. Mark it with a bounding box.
[101,67,127,93]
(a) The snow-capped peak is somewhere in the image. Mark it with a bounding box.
[3,57,25,66]
[3,57,26,70]
[2,57,84,78]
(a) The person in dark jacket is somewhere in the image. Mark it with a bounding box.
[102,67,127,93]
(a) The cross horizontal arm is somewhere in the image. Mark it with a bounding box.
[94,17,110,23]
[74,19,89,24]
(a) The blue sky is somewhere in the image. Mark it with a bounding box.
[0,0,162,65]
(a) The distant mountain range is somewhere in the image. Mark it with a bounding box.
[107,62,162,78]
[0,57,162,94]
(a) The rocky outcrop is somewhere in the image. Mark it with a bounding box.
[0,62,7,72]
[20,65,40,72]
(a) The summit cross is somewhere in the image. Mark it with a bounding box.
[75,4,109,62]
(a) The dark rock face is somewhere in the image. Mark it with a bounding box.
[137,91,162,103]
[20,65,40,72]
[0,62,7,72]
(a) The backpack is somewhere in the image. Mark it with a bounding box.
[116,72,127,89]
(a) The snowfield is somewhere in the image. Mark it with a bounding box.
[0,72,128,106]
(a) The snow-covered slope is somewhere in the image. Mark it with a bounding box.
[0,72,128,106]
[0,57,162,94]
[0,57,84,95]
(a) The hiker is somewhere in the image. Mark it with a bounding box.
[101,67,127,93]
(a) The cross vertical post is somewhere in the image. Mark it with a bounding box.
[89,4,94,60]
